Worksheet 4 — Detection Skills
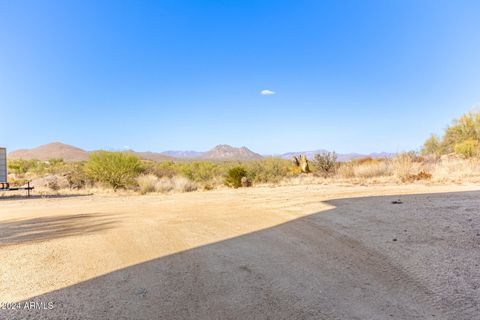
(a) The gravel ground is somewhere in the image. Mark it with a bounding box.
[0,184,479,319]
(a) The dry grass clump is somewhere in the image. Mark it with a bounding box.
[172,176,198,192]
[336,163,355,179]
[136,174,197,194]
[137,174,158,194]
[430,158,480,183]
[279,174,332,186]
[333,158,394,182]
[155,177,174,193]
[391,153,417,182]
[353,161,391,178]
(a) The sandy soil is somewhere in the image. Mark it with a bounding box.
[0,184,479,319]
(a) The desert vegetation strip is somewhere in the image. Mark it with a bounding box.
[4,111,480,196]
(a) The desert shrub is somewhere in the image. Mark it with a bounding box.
[422,111,480,156]
[203,183,214,191]
[136,174,195,194]
[225,166,248,188]
[431,157,480,182]
[8,159,40,175]
[45,176,60,191]
[241,176,252,187]
[152,161,180,178]
[44,159,67,174]
[421,134,442,156]
[354,161,392,178]
[405,171,432,182]
[312,152,338,177]
[336,162,355,178]
[392,152,416,182]
[8,177,30,187]
[172,176,197,192]
[245,158,293,183]
[7,158,73,177]
[156,177,174,193]
[31,175,69,191]
[137,174,159,194]
[442,112,480,153]
[180,161,224,182]
[64,162,89,189]
[454,139,480,158]
[85,151,143,190]
[143,159,297,187]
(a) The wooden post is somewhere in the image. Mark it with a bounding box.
[27,181,30,197]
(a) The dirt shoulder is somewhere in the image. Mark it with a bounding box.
[0,184,479,319]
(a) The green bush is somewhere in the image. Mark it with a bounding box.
[180,161,224,182]
[225,166,248,188]
[150,161,180,178]
[8,159,37,174]
[454,139,480,158]
[244,158,294,183]
[312,152,338,177]
[85,151,143,190]
[7,158,70,176]
[421,134,442,156]
[423,111,480,156]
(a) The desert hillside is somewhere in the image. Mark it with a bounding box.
[8,143,176,162]
[9,142,89,161]
[200,144,263,160]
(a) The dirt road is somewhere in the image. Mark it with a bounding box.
[0,184,479,319]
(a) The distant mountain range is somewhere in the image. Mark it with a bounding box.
[8,142,175,162]
[277,150,394,162]
[161,150,204,159]
[7,142,394,162]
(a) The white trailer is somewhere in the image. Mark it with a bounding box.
[0,147,6,183]
[0,147,34,196]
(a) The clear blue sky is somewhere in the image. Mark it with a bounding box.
[1,0,479,154]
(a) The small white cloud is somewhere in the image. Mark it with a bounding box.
[260,89,275,95]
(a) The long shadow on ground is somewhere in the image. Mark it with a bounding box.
[0,213,119,246]
[1,191,479,320]
[0,193,92,201]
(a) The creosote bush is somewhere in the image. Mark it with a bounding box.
[8,158,67,176]
[454,139,480,158]
[312,152,338,177]
[85,151,143,190]
[244,158,294,183]
[225,166,248,188]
